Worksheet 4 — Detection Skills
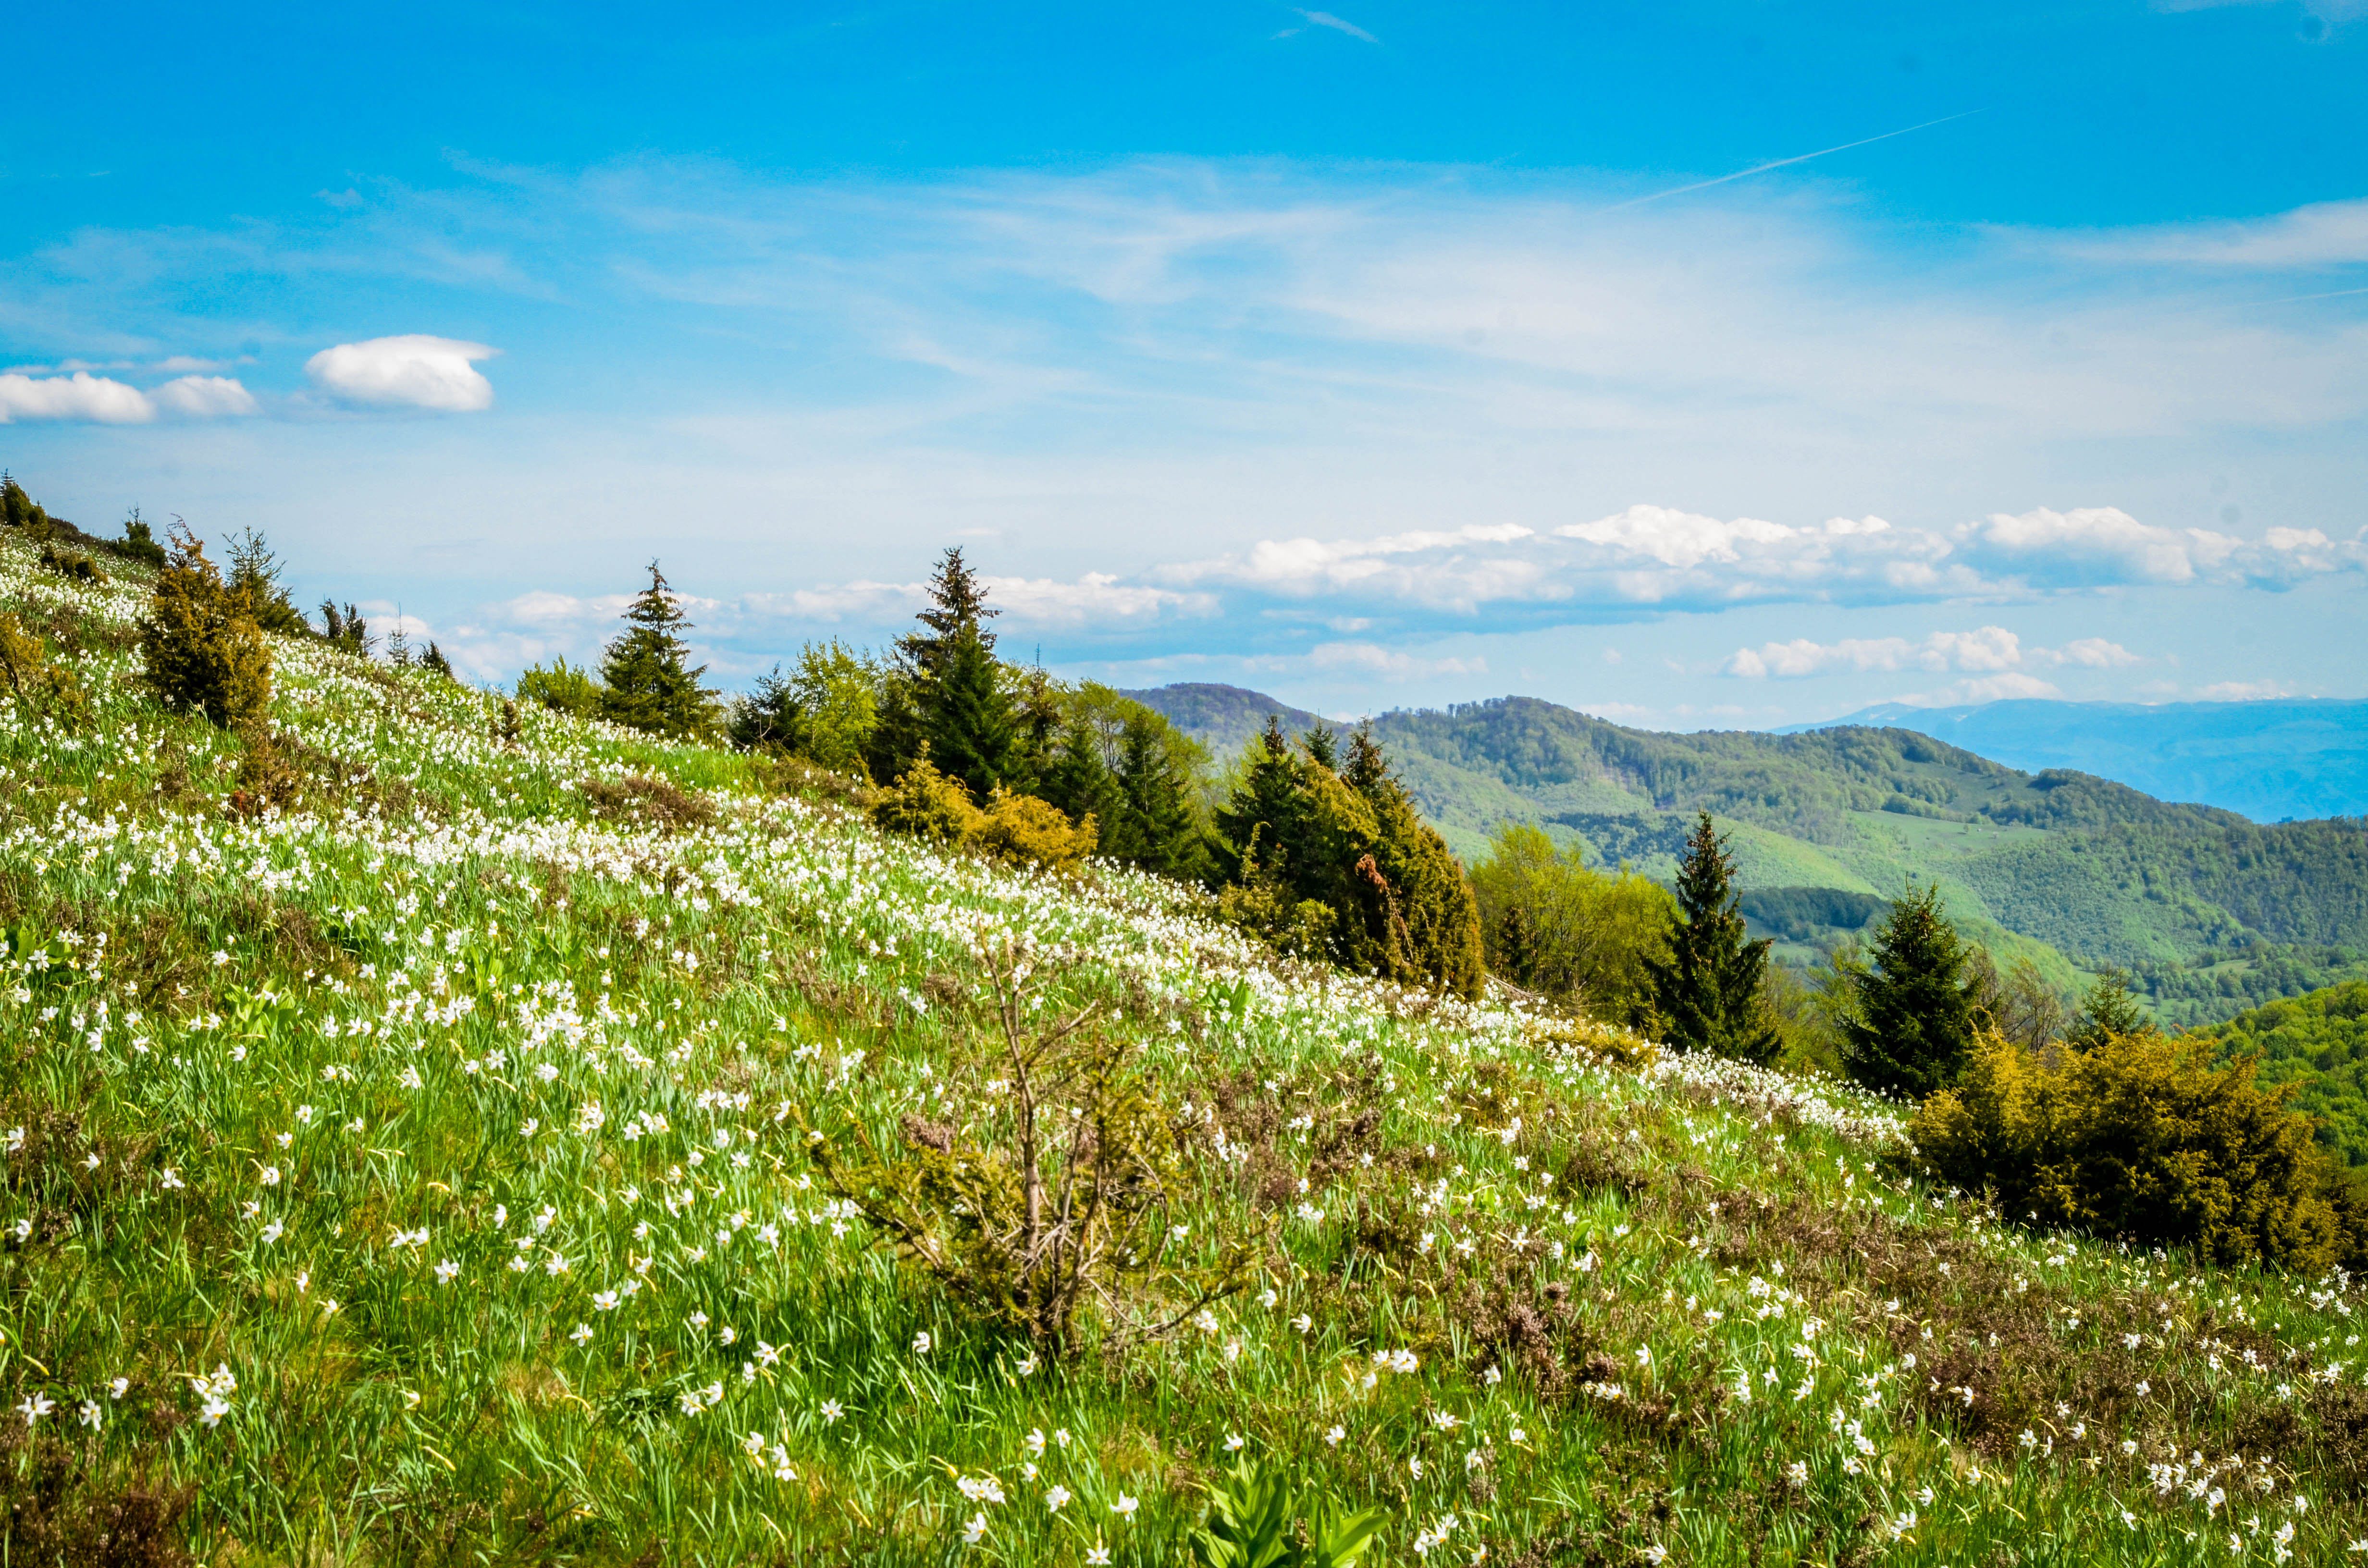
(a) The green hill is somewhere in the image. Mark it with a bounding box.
[2187,979,2368,1167]
[1131,686,2368,1025]
[20,528,2368,1560]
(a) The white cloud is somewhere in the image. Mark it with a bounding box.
[305,334,498,412]
[1162,523,1544,611]
[0,371,153,424]
[2195,678,2296,701]
[1723,625,2139,681]
[1896,672,2066,706]
[1307,641,1485,681]
[151,375,258,418]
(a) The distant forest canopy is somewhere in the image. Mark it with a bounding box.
[1128,683,2368,1029]
[2185,980,2368,1167]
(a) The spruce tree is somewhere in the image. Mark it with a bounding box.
[1645,811,1779,1064]
[1038,712,1124,845]
[1112,707,1212,881]
[2065,967,2151,1052]
[926,623,1018,799]
[1841,882,1977,1096]
[1216,717,1308,880]
[895,547,998,678]
[599,561,719,739]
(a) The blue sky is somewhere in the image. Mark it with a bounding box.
[3,0,2364,727]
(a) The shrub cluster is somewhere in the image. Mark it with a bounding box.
[1910,1026,2368,1272]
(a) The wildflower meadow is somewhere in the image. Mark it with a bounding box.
[5,533,2367,1565]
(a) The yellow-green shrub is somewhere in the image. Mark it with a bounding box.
[0,613,87,727]
[973,787,1096,871]
[1911,1027,2347,1270]
[871,752,985,846]
[135,526,271,729]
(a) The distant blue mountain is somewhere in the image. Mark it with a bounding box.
[1778,698,2368,823]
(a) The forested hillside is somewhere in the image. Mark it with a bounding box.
[1132,686,2368,1025]
[2185,980,2368,1166]
[1789,696,2368,823]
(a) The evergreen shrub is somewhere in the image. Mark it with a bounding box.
[871,753,986,846]
[517,657,603,717]
[1911,1027,2351,1270]
[972,788,1097,872]
[135,525,271,729]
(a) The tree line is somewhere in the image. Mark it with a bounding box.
[517,551,1488,997]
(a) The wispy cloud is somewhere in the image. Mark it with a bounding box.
[1292,9,1379,43]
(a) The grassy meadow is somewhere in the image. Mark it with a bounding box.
[4,536,2367,1565]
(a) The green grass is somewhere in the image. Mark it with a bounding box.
[6,540,2368,1563]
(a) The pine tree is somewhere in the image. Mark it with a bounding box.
[136,523,272,729]
[1111,707,1213,881]
[926,623,1018,799]
[1216,717,1308,881]
[1645,811,1779,1063]
[1841,882,1977,1097]
[895,547,998,678]
[599,561,719,739]
[2065,967,2152,1052]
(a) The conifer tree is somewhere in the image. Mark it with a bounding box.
[2065,967,2152,1052]
[1841,882,1977,1096]
[1039,713,1124,845]
[1645,811,1778,1064]
[926,623,1018,799]
[136,523,272,729]
[599,562,719,739]
[1216,717,1308,881]
[223,527,310,637]
[1111,707,1212,881]
[895,547,998,678]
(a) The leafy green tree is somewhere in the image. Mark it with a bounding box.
[793,640,882,776]
[419,641,456,680]
[599,562,719,739]
[1469,821,1675,1026]
[1842,882,1978,1096]
[1644,811,1778,1063]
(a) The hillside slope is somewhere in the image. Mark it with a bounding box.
[1786,697,2368,824]
[10,540,2368,1560]
[1131,686,2368,1018]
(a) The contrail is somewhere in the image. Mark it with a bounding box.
[2245,284,2368,307]
[1593,109,1986,215]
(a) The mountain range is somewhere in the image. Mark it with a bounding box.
[1124,683,2368,1030]
[1780,697,2368,823]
